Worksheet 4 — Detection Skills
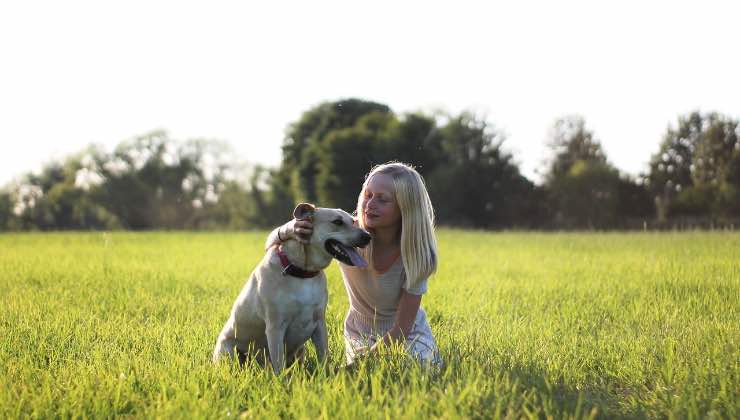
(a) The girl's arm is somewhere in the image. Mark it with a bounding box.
[264,219,313,250]
[264,225,284,250]
[371,290,421,350]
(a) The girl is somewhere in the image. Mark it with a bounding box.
[267,162,442,367]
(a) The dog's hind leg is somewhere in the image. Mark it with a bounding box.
[213,324,238,363]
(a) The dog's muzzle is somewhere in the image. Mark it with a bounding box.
[325,234,369,267]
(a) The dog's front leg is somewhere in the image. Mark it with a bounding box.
[311,320,329,364]
[265,320,287,374]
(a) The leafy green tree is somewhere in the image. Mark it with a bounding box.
[722,146,740,216]
[41,151,118,229]
[10,183,54,230]
[428,112,536,227]
[280,101,541,228]
[256,166,298,227]
[47,181,119,229]
[9,149,119,230]
[387,113,444,175]
[648,111,740,221]
[543,116,622,228]
[0,191,13,230]
[281,99,392,203]
[6,160,70,229]
[616,176,654,225]
[544,116,609,183]
[91,131,236,229]
[197,164,295,230]
[315,112,399,210]
[549,160,621,228]
[7,130,263,231]
[192,181,250,229]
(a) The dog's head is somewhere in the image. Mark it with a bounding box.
[294,203,371,268]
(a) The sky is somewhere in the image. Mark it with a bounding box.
[1,0,738,187]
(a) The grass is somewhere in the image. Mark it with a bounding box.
[1,230,738,419]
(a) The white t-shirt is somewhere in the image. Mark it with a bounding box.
[340,258,428,323]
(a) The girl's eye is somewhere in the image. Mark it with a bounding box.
[332,219,344,226]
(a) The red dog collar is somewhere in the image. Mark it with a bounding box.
[277,247,320,278]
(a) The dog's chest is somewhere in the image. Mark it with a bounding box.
[280,279,326,338]
[275,278,326,307]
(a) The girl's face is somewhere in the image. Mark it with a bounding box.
[361,173,401,230]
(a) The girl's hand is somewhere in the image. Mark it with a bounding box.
[344,347,370,372]
[283,218,313,244]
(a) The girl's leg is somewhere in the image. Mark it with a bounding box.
[343,309,443,368]
[405,308,443,368]
[343,311,377,364]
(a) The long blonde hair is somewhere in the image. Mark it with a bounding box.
[355,162,438,290]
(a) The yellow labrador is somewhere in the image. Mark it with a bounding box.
[213,203,370,373]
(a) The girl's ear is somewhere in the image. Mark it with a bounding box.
[293,203,316,220]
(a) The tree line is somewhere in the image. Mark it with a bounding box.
[1,99,738,231]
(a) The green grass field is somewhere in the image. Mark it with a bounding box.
[1,231,738,419]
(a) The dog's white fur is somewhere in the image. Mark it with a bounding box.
[213,203,370,373]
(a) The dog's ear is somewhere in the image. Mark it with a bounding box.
[293,203,316,220]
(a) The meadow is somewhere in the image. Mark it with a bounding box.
[0,231,737,419]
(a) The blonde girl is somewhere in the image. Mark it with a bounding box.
[269,162,442,367]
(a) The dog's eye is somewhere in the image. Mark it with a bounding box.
[332,219,344,226]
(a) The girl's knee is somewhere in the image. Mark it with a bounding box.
[406,337,443,367]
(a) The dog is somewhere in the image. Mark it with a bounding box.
[213,203,371,373]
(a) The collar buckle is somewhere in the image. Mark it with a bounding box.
[277,246,319,278]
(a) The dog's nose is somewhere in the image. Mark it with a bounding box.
[360,231,371,245]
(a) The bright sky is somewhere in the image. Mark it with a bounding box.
[1,0,738,187]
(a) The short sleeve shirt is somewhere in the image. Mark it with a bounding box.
[340,258,428,322]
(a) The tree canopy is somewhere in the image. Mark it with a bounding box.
[1,101,736,231]
[648,111,740,222]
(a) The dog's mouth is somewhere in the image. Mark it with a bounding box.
[325,239,368,267]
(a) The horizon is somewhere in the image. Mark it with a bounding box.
[1,1,738,187]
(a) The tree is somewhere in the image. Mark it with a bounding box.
[428,112,536,227]
[543,116,622,228]
[385,112,444,174]
[315,112,399,211]
[549,160,621,228]
[0,191,12,230]
[544,116,609,183]
[281,99,392,204]
[6,130,264,231]
[5,151,117,230]
[648,111,740,221]
[256,166,299,227]
[91,131,239,229]
[615,176,654,225]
